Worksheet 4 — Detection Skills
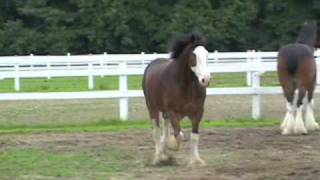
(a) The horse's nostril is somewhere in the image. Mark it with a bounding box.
[201,79,205,83]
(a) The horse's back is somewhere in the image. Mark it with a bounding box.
[278,43,315,76]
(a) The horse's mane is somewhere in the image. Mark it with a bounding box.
[296,21,318,46]
[170,32,207,59]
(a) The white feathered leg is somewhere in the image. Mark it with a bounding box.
[166,124,182,151]
[281,102,295,135]
[293,106,308,135]
[188,133,206,168]
[163,117,170,143]
[305,100,319,131]
[152,119,168,165]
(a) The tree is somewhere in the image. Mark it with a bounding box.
[0,0,319,55]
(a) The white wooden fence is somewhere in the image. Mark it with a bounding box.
[1,50,320,120]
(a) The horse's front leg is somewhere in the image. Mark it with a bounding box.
[166,112,183,151]
[188,111,206,168]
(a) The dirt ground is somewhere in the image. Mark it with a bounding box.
[1,128,319,180]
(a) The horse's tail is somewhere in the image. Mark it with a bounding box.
[278,45,299,76]
[286,55,299,75]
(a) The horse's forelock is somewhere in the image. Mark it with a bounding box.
[170,32,207,59]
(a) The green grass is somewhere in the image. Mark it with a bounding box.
[211,73,247,87]
[0,73,279,92]
[0,147,136,179]
[261,72,279,86]
[0,119,280,134]
[0,76,142,92]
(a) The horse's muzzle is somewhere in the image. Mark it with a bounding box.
[199,76,211,87]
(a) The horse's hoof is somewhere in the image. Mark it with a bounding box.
[281,127,294,135]
[189,157,206,168]
[282,127,308,135]
[305,122,320,131]
[152,154,177,166]
[294,127,308,135]
[152,156,161,166]
[152,153,167,165]
[166,135,180,151]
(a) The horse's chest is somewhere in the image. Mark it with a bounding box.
[162,85,205,112]
[166,95,203,112]
[180,102,198,111]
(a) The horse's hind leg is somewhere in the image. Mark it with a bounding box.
[166,112,183,151]
[280,77,296,135]
[151,111,168,165]
[304,82,319,131]
[162,113,170,146]
[292,87,308,134]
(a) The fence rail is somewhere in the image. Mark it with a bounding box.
[1,50,320,120]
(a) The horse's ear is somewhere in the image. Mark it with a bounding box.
[190,33,196,43]
[190,31,207,46]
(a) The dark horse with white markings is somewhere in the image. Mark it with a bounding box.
[142,32,210,167]
[278,21,320,135]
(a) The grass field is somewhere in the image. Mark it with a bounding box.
[0,72,280,92]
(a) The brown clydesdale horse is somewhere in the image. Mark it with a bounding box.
[278,21,320,135]
[142,32,210,167]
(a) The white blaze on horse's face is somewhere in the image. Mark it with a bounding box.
[191,46,211,87]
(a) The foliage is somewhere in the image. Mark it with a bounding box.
[0,0,319,55]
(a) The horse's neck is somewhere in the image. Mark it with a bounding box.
[173,59,195,89]
[296,31,317,47]
[297,38,316,47]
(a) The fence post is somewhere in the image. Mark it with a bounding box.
[47,61,51,79]
[88,62,94,90]
[246,50,253,86]
[46,52,51,79]
[252,51,261,119]
[119,62,128,120]
[100,52,107,77]
[14,64,20,91]
[30,54,34,71]
[66,53,71,70]
[214,50,218,63]
[141,52,145,69]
